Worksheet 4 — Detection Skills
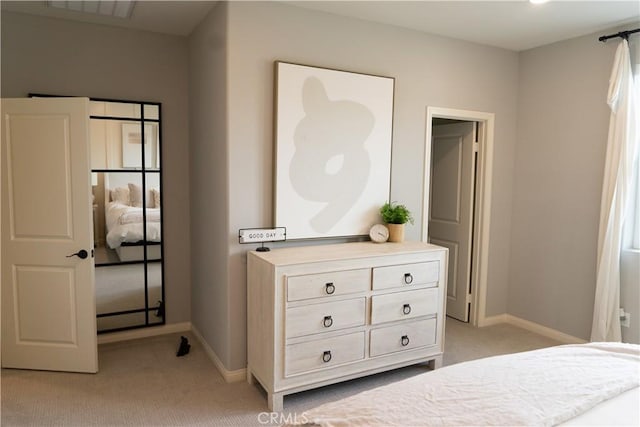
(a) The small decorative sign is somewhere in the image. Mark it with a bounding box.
[239,227,286,252]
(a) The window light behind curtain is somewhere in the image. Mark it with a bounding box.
[590,38,639,343]
[632,46,640,250]
[626,37,640,250]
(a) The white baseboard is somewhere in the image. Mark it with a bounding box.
[191,325,246,383]
[478,314,587,344]
[478,314,508,327]
[503,314,587,344]
[98,321,191,344]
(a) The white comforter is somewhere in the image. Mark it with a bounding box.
[286,343,639,427]
[105,202,162,249]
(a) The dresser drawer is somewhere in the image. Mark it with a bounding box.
[372,261,439,290]
[371,288,439,324]
[370,318,437,357]
[285,332,365,376]
[286,297,366,338]
[287,269,371,302]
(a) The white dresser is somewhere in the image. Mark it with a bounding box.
[246,241,448,411]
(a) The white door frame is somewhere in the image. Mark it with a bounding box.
[422,106,495,327]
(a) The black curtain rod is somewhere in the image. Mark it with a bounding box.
[599,28,640,42]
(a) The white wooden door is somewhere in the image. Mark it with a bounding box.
[1,97,98,373]
[428,122,476,322]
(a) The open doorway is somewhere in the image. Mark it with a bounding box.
[422,107,495,327]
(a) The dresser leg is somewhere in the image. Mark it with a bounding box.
[268,392,284,412]
[428,355,443,370]
[247,370,255,385]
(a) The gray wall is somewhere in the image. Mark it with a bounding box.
[214,1,520,370]
[1,12,192,326]
[188,2,232,365]
[509,27,638,341]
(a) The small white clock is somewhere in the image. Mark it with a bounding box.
[369,224,389,243]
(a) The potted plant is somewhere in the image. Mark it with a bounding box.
[380,201,413,242]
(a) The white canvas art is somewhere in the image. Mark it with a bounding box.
[274,62,394,239]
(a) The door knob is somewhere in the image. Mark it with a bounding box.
[67,249,89,259]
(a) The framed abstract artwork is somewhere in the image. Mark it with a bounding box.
[274,62,395,239]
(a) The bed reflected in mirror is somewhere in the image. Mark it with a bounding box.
[90,99,164,333]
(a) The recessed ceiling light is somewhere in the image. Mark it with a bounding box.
[529,0,550,4]
[48,1,136,19]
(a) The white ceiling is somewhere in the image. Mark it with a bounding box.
[287,1,640,51]
[2,1,639,51]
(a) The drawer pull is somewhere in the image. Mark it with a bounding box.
[401,335,410,347]
[403,304,412,315]
[322,350,332,363]
[325,282,336,294]
[323,315,333,328]
[404,273,413,284]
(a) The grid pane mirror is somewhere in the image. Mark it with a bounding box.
[90,99,164,333]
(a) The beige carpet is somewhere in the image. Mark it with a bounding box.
[1,319,561,426]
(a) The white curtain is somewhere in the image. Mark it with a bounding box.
[591,39,639,342]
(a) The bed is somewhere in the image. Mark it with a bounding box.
[105,184,161,261]
[284,342,640,426]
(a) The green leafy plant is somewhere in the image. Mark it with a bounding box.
[380,202,414,225]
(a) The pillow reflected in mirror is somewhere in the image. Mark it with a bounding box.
[110,186,130,205]
[128,183,143,207]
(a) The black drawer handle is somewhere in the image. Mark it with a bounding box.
[404,273,413,284]
[403,303,412,315]
[322,350,332,363]
[325,282,336,294]
[401,335,410,347]
[323,315,333,328]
